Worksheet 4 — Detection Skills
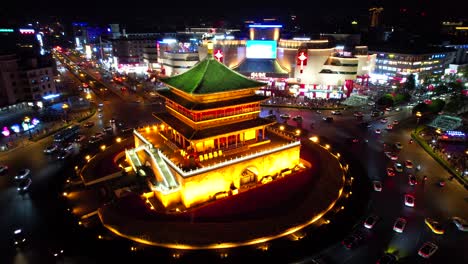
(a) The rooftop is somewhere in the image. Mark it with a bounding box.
[160,56,266,94]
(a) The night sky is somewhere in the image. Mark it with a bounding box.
[0,0,465,30]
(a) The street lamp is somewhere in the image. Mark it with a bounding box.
[414,111,422,132]
[23,116,32,139]
[62,103,69,121]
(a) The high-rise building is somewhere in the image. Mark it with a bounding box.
[369,7,384,28]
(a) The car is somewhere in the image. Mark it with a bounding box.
[373,181,382,191]
[15,169,30,180]
[62,142,74,152]
[88,136,104,144]
[74,134,86,142]
[392,120,399,125]
[380,118,388,123]
[368,101,375,106]
[97,108,103,112]
[393,217,407,233]
[364,215,379,229]
[424,218,445,234]
[358,122,372,129]
[384,151,398,160]
[386,167,396,176]
[418,242,438,258]
[404,160,413,169]
[120,127,134,134]
[394,162,403,172]
[57,150,72,160]
[83,121,94,128]
[451,217,468,232]
[43,144,59,154]
[386,124,393,130]
[371,111,380,117]
[341,232,364,249]
[375,129,381,134]
[323,116,334,122]
[13,229,27,247]
[109,118,116,124]
[98,113,103,118]
[438,180,446,187]
[331,110,342,115]
[103,126,113,132]
[0,164,9,174]
[292,115,303,122]
[376,253,398,264]
[408,174,417,186]
[280,114,290,119]
[404,194,415,207]
[353,111,364,117]
[93,132,106,138]
[394,142,403,149]
[17,178,32,192]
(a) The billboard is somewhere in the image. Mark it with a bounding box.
[246,40,277,59]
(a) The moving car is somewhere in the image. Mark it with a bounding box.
[404,160,414,169]
[57,150,72,160]
[83,121,94,128]
[380,118,388,123]
[331,110,342,115]
[385,152,398,160]
[451,217,468,232]
[386,168,396,177]
[15,169,31,180]
[393,217,407,233]
[341,232,364,249]
[0,164,8,174]
[386,124,393,130]
[424,218,445,234]
[404,194,415,207]
[353,111,363,117]
[392,120,399,125]
[364,215,379,229]
[17,178,32,192]
[93,132,106,138]
[375,129,381,134]
[88,136,104,144]
[120,127,134,134]
[438,180,446,187]
[408,174,417,186]
[418,242,438,258]
[103,126,113,132]
[373,181,382,192]
[74,134,86,143]
[376,253,398,264]
[62,142,74,152]
[13,229,27,247]
[323,117,334,122]
[44,144,59,154]
[292,115,303,122]
[280,114,290,119]
[394,142,403,149]
[394,162,403,172]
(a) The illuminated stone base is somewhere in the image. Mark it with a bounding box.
[99,140,347,249]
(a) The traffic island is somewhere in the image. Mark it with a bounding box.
[97,140,348,249]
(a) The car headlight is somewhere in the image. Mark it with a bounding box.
[23,187,27,190]
[17,188,20,191]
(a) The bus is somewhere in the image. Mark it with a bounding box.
[54,124,80,142]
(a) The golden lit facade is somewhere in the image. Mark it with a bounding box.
[125,55,302,210]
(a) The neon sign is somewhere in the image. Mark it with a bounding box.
[297,51,308,73]
[11,125,20,133]
[2,127,10,137]
[19,29,35,34]
[214,50,223,62]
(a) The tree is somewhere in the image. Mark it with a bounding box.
[403,74,416,91]
[377,94,394,107]
[412,102,429,114]
[428,99,445,113]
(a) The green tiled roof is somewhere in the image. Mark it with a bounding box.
[160,56,266,94]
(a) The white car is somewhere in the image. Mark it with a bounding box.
[394,162,403,172]
[44,145,58,154]
[14,169,31,180]
[404,194,415,207]
[373,181,382,192]
[364,215,379,229]
[394,142,403,149]
[375,129,381,134]
[393,217,407,233]
[418,242,438,258]
[452,217,468,232]
[380,118,388,123]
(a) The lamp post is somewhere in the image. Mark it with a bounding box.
[62,103,69,122]
[24,116,32,139]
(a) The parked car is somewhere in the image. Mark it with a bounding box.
[404,160,414,169]
[13,228,27,247]
[57,150,72,160]
[404,194,415,207]
[93,132,106,138]
[331,110,342,115]
[88,136,104,144]
[17,178,32,192]
[418,242,438,258]
[74,134,86,143]
[14,169,30,180]
[451,217,468,232]
[341,232,364,249]
[62,142,74,152]
[103,126,113,132]
[44,144,59,154]
[323,117,334,122]
[424,218,445,234]
[364,215,379,229]
[393,217,407,233]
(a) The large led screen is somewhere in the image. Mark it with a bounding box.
[246,40,277,59]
